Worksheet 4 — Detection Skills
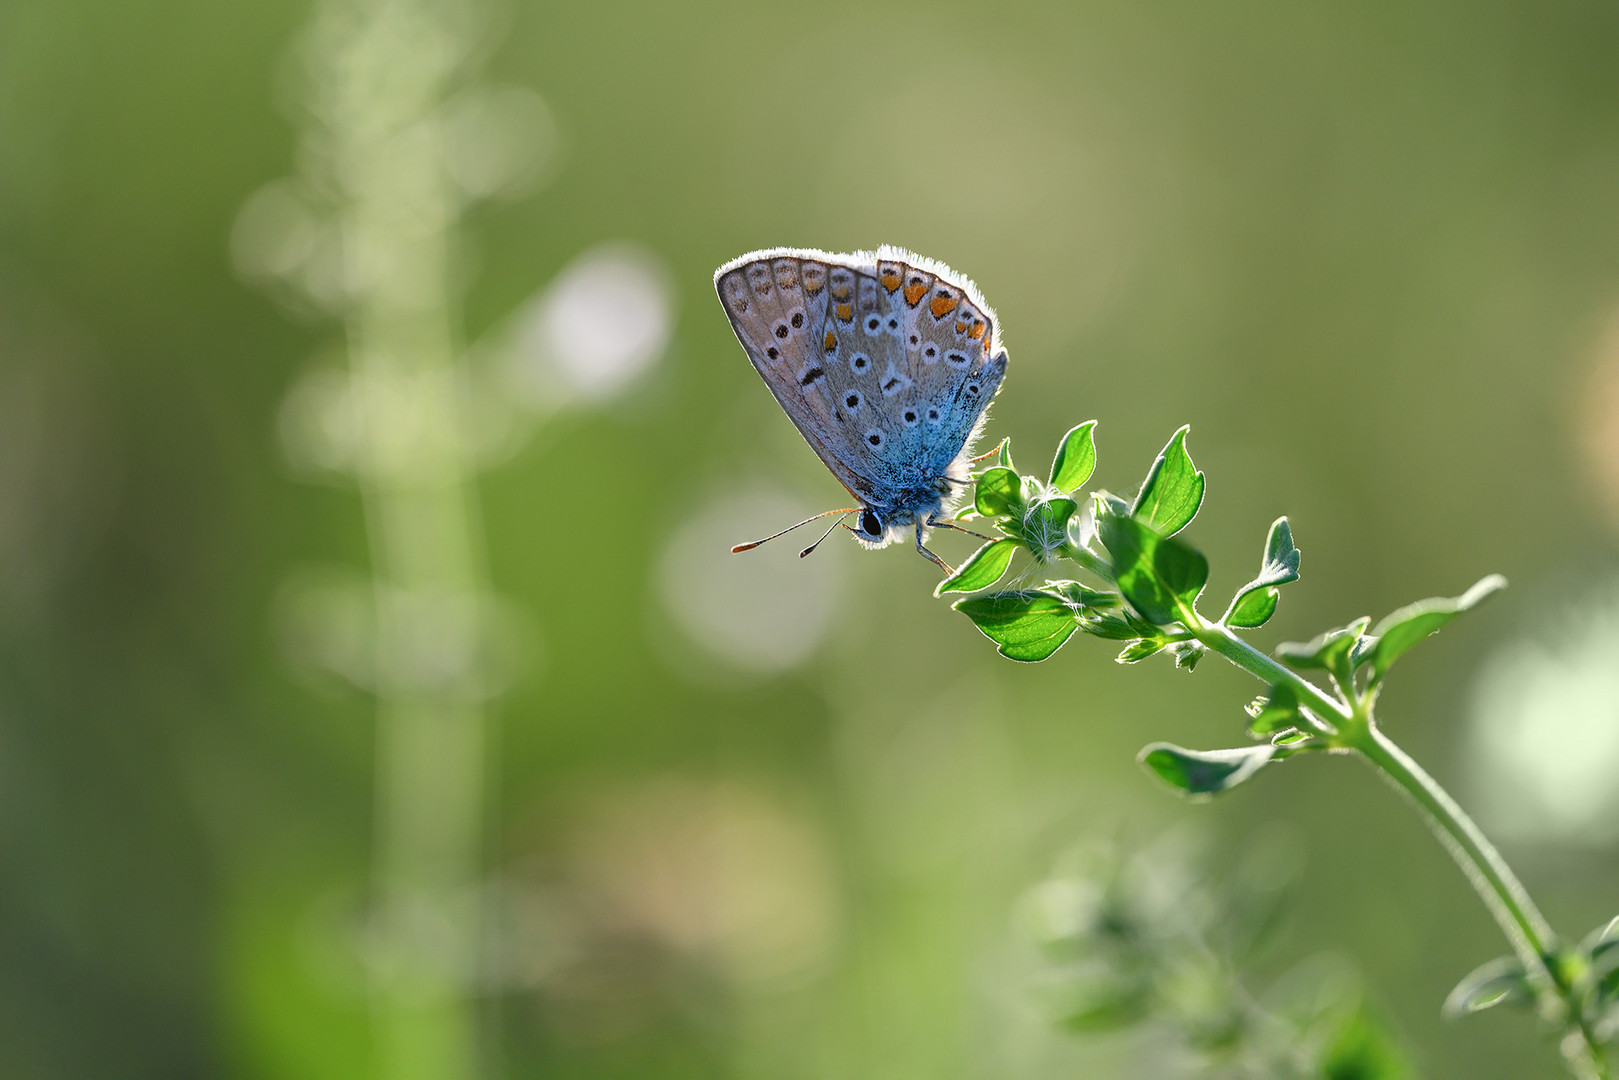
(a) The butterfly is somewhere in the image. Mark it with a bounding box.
[715,246,1008,573]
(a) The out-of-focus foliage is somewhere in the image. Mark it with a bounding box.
[1018,830,1414,1078]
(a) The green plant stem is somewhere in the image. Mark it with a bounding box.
[1058,542,1610,1076]
[1178,607,1558,982]
[1348,719,1609,1080]
[1183,616,1610,1079]
[1056,541,1113,581]
[1194,621,1348,734]
[1349,720,1552,964]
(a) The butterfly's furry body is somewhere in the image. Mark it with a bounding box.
[716,245,1007,569]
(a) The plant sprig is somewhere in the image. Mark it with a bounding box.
[942,421,1617,1079]
[1020,831,1414,1077]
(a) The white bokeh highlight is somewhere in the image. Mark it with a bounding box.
[1469,582,1619,846]
[509,242,674,404]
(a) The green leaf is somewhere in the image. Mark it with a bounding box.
[1053,974,1151,1032]
[1049,421,1098,492]
[974,466,1022,518]
[1588,938,1619,1007]
[1116,638,1167,664]
[1442,955,1532,1017]
[1137,742,1277,800]
[996,436,1015,470]
[1098,513,1209,625]
[1357,574,1507,684]
[1222,518,1302,628]
[1585,918,1619,1006]
[935,538,1019,596]
[1082,609,1161,641]
[1130,425,1205,537]
[1262,516,1302,579]
[1277,617,1371,679]
[1318,1004,1413,1080]
[1172,640,1206,671]
[1227,588,1279,629]
[1245,682,1304,736]
[955,591,1079,662]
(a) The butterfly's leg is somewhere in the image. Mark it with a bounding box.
[915,521,955,575]
[928,517,996,543]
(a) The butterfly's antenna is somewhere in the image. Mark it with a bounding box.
[731,507,861,554]
[798,512,853,558]
[966,437,1009,466]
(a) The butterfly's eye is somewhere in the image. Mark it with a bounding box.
[860,509,882,536]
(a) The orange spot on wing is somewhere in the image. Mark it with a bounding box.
[824,331,838,352]
[930,294,959,318]
[968,321,986,339]
[903,282,927,306]
[955,321,968,334]
[834,302,853,323]
[879,272,901,292]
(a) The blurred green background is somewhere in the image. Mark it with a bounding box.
[3,0,1619,1077]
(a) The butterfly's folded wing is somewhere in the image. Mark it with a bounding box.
[716,250,884,503]
[716,247,1007,511]
[873,249,1007,491]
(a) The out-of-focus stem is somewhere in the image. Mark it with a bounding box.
[321,5,490,1077]
[1348,720,1609,1080]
